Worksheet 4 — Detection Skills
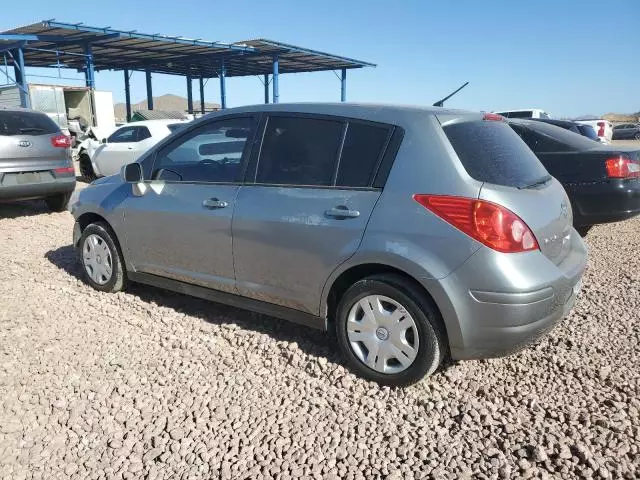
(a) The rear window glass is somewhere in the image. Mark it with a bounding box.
[443,120,549,188]
[496,111,532,119]
[0,111,60,136]
[517,121,601,151]
[577,125,599,141]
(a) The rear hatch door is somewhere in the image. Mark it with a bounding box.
[440,116,573,265]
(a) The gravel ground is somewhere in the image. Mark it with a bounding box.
[0,198,638,480]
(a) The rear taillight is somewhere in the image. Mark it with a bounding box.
[54,166,75,174]
[51,134,72,148]
[597,122,606,137]
[483,113,505,122]
[413,194,539,253]
[606,157,640,178]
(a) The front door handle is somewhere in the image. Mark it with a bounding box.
[325,206,360,219]
[203,198,228,209]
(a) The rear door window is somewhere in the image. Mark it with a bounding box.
[336,122,391,187]
[0,111,59,136]
[256,116,343,186]
[443,120,549,188]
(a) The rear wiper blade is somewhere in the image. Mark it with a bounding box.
[520,175,552,189]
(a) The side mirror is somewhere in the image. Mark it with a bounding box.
[101,138,107,144]
[121,163,143,183]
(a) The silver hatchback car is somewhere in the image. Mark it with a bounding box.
[70,104,587,386]
[0,107,75,211]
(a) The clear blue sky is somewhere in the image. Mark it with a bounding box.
[3,0,639,117]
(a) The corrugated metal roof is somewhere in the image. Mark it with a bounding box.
[0,21,375,78]
[130,110,188,121]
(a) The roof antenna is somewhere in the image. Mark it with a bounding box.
[433,81,469,107]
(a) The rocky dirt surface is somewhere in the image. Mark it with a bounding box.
[0,199,638,480]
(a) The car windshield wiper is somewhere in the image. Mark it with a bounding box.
[520,175,552,189]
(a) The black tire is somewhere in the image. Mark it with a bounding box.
[576,225,592,237]
[45,192,72,212]
[335,274,446,387]
[79,153,97,182]
[78,222,126,293]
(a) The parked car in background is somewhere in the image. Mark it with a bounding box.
[493,108,550,119]
[530,118,600,142]
[508,119,640,236]
[78,119,187,180]
[70,104,587,386]
[612,123,640,141]
[0,107,75,211]
[575,119,613,144]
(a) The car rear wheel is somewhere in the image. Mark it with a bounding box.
[45,192,72,212]
[78,222,126,293]
[335,274,446,386]
[79,153,97,182]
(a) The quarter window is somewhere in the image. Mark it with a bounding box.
[256,116,343,186]
[336,123,390,187]
[107,126,137,143]
[137,127,152,141]
[152,117,253,183]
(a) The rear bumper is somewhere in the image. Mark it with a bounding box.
[568,179,640,226]
[0,173,75,201]
[424,231,588,360]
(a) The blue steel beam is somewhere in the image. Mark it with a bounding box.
[199,77,205,114]
[219,60,227,109]
[264,74,269,104]
[0,34,66,42]
[13,48,29,108]
[255,39,376,67]
[272,56,279,104]
[186,76,193,113]
[340,68,346,102]
[145,70,153,110]
[124,69,132,122]
[84,44,95,88]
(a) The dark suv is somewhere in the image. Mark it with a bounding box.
[0,107,75,211]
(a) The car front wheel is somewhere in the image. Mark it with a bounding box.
[78,222,126,293]
[335,274,446,387]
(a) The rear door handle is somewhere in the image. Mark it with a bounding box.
[203,198,228,209]
[325,206,360,219]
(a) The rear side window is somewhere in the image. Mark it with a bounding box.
[256,116,343,186]
[336,123,391,187]
[0,111,59,136]
[443,120,549,188]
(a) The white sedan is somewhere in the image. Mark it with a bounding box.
[78,119,187,180]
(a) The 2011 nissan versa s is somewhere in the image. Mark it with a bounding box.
[70,104,588,386]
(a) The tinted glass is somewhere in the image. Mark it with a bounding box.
[0,111,59,136]
[443,120,549,188]
[257,116,343,186]
[577,125,599,141]
[108,127,137,143]
[152,117,252,183]
[137,127,151,141]
[336,122,390,188]
[516,121,600,151]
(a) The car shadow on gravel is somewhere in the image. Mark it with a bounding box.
[45,244,341,367]
[0,200,50,219]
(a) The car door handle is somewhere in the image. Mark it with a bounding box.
[203,198,228,209]
[325,206,360,219]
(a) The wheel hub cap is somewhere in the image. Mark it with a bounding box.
[82,234,113,286]
[346,294,420,374]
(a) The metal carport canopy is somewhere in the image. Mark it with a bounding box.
[0,20,375,78]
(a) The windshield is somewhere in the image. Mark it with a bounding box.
[443,120,550,188]
[0,110,60,136]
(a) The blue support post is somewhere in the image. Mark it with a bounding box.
[272,56,279,104]
[124,69,132,122]
[13,47,29,108]
[199,77,205,114]
[186,76,193,114]
[84,44,95,88]
[145,70,153,110]
[340,68,347,102]
[264,74,269,104]
[219,60,226,109]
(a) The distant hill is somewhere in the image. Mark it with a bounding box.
[114,94,220,121]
